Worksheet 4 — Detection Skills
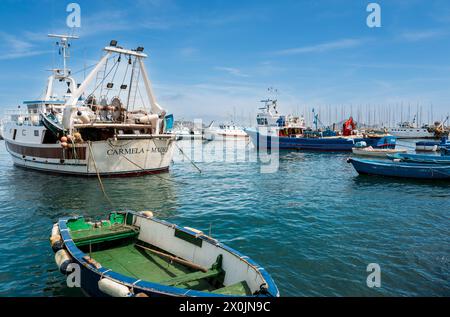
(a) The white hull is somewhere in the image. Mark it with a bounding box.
[207,132,249,140]
[387,128,434,139]
[5,137,174,176]
[175,134,205,141]
[352,147,407,158]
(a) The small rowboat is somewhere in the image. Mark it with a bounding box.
[388,152,450,164]
[347,157,450,179]
[351,146,407,158]
[50,211,279,297]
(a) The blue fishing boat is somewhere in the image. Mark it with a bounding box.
[388,152,450,164]
[347,157,450,179]
[50,211,279,297]
[246,99,396,151]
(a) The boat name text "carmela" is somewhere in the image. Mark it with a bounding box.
[106,147,168,156]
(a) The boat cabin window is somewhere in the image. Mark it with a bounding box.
[34,130,39,136]
[257,118,268,125]
[13,129,17,140]
[26,103,41,114]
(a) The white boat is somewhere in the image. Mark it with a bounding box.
[352,146,407,158]
[387,120,434,139]
[2,35,175,176]
[204,121,248,140]
[170,122,206,141]
[0,121,4,140]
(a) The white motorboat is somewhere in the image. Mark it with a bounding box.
[170,122,205,141]
[204,121,248,140]
[2,35,175,176]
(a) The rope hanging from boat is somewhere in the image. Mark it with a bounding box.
[87,141,114,207]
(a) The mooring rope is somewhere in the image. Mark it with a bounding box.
[87,141,114,207]
[106,139,188,185]
[174,142,202,173]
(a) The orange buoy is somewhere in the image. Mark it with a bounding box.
[61,142,68,148]
[60,136,68,143]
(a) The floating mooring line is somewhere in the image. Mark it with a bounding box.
[175,142,202,174]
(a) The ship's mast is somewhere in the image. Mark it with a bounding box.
[44,34,79,101]
[48,34,79,77]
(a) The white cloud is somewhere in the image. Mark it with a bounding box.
[273,38,364,55]
[400,30,444,42]
[179,47,198,57]
[214,66,249,77]
[0,32,50,61]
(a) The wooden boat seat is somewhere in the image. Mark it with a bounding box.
[71,225,139,246]
[160,255,224,287]
[160,267,224,286]
[211,281,252,295]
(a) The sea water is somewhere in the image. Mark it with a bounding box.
[0,139,448,296]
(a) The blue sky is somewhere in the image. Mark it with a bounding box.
[0,0,450,125]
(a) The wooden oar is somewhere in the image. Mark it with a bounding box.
[135,244,207,272]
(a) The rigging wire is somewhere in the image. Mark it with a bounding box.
[70,54,117,77]
[89,56,120,98]
[106,54,121,98]
[118,57,131,99]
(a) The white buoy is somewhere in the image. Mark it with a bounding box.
[77,111,91,124]
[98,278,132,297]
[142,211,154,218]
[51,223,59,237]
[55,249,72,274]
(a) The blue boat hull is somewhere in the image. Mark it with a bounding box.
[348,158,450,179]
[389,153,450,164]
[246,129,396,151]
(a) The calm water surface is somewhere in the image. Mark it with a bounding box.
[0,139,448,296]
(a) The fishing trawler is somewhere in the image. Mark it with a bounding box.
[387,116,435,139]
[2,35,175,176]
[246,99,396,151]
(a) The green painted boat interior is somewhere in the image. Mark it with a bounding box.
[66,215,252,296]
